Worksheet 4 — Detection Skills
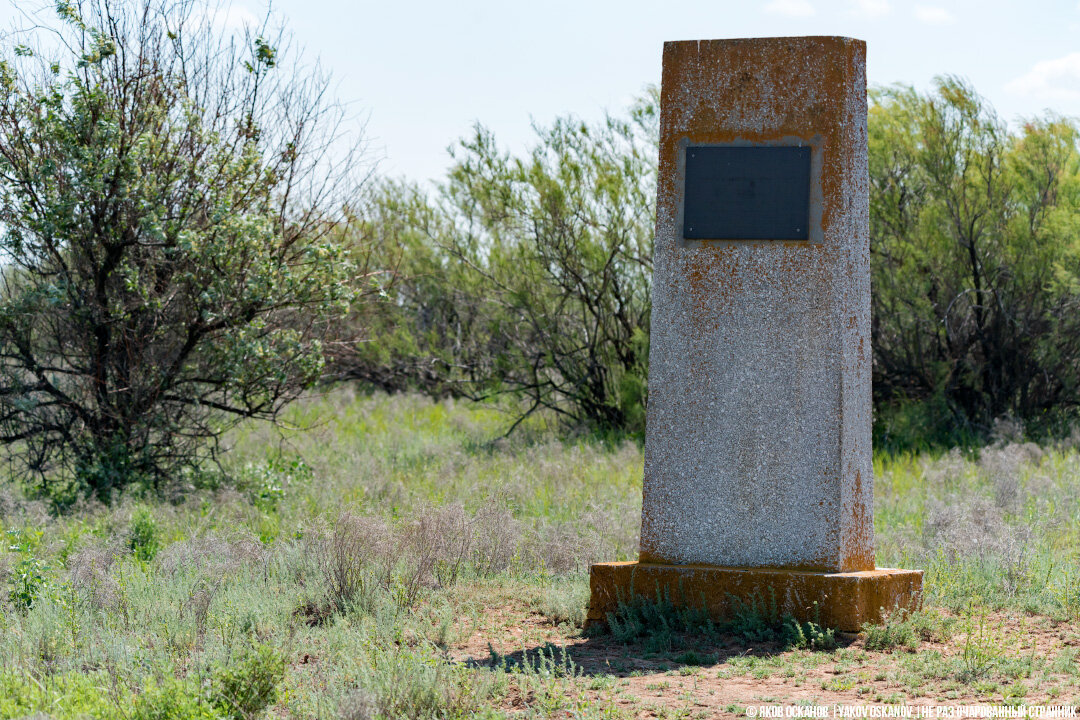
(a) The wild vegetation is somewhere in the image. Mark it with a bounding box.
[869,80,1080,448]
[2,2,1080,718]
[341,78,1080,449]
[0,392,1079,718]
[0,0,371,502]
[3,0,1079,505]
[336,100,657,437]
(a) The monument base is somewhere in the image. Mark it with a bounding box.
[587,561,922,632]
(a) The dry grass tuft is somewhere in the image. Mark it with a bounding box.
[317,512,394,612]
[337,689,377,720]
[181,579,218,640]
[924,495,1034,569]
[978,441,1043,513]
[156,532,266,577]
[68,543,124,610]
[472,502,521,577]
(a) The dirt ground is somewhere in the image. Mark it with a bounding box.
[450,602,1080,718]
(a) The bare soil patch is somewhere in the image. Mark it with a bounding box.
[450,597,1080,718]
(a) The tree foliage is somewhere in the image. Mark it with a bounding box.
[342,79,1080,447]
[335,96,657,436]
[870,77,1080,445]
[0,0,366,500]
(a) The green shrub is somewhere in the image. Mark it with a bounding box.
[1051,563,1080,621]
[606,588,842,654]
[673,649,715,666]
[956,607,1006,683]
[723,595,836,651]
[0,0,361,501]
[538,574,589,628]
[239,455,311,513]
[870,79,1080,443]
[333,95,658,438]
[6,529,49,612]
[134,678,225,720]
[603,585,717,652]
[130,506,161,563]
[863,609,919,652]
[210,644,286,720]
[8,555,49,612]
[600,587,838,652]
[907,608,955,643]
[0,670,124,718]
[780,614,837,651]
[358,644,501,720]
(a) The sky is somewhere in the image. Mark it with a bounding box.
[2,0,1079,184]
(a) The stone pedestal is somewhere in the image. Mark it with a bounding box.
[587,563,922,632]
[588,36,922,632]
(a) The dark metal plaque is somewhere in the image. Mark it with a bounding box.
[682,145,811,240]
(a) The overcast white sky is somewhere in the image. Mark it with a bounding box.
[3,0,1079,184]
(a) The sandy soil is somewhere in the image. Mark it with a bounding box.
[450,603,1080,718]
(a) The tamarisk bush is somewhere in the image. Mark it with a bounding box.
[0,0,372,500]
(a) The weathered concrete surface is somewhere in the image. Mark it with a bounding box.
[639,37,874,572]
[587,561,923,632]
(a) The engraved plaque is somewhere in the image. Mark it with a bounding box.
[682,145,811,240]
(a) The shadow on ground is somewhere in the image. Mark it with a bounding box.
[458,628,860,678]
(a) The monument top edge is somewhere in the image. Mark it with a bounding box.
[663,36,865,48]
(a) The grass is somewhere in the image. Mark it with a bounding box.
[0,389,1079,718]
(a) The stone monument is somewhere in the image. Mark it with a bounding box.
[587,36,922,631]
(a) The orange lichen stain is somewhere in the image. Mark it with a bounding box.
[661,37,863,240]
[628,37,892,583]
[587,561,922,632]
[683,245,741,319]
[839,469,876,572]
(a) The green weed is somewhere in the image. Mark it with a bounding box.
[8,554,49,612]
[956,606,1005,682]
[0,670,128,718]
[539,573,590,628]
[1051,561,1080,621]
[602,589,836,652]
[864,607,954,653]
[603,585,717,651]
[210,643,286,720]
[130,506,161,563]
[722,595,836,651]
[134,678,225,720]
